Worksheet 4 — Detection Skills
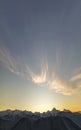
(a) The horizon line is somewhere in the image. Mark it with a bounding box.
[0,108,81,114]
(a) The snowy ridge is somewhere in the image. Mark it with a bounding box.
[0,108,81,129]
[0,108,80,119]
[0,108,60,119]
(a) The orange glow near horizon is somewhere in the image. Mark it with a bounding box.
[0,103,81,113]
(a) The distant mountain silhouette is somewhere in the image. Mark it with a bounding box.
[0,109,81,130]
[12,116,81,130]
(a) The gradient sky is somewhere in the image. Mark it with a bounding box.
[0,0,81,112]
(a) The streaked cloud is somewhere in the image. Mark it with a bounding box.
[48,75,81,95]
[70,67,81,81]
[0,46,48,84]
[26,61,48,84]
[70,74,81,81]
[26,66,81,95]
[0,46,24,76]
[0,46,81,96]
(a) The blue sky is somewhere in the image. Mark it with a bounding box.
[0,0,81,112]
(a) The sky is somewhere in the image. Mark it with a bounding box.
[0,0,81,112]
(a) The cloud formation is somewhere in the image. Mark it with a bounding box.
[0,46,48,84]
[26,62,48,84]
[0,47,24,76]
[70,74,81,81]
[0,46,81,96]
[48,75,81,95]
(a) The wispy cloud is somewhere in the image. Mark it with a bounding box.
[26,66,81,95]
[0,46,81,96]
[26,61,48,84]
[70,67,81,81]
[0,46,48,84]
[48,75,80,95]
[0,46,24,76]
[70,74,81,81]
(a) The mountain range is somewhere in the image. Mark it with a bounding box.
[0,108,81,130]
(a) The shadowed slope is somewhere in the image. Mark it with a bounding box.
[0,118,18,130]
[12,118,32,130]
[33,116,81,130]
[12,116,81,130]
